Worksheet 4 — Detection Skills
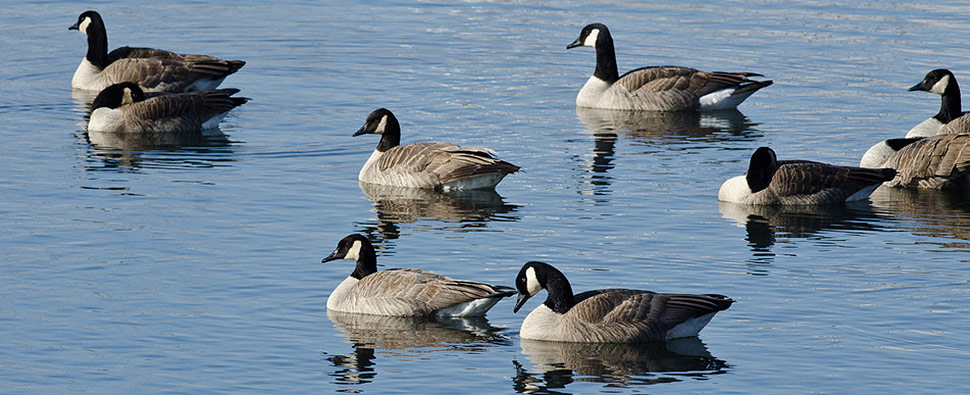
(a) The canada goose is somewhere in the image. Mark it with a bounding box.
[719,147,896,205]
[87,82,247,134]
[906,69,970,137]
[860,134,970,189]
[69,10,245,92]
[353,108,520,190]
[513,261,733,343]
[567,23,772,111]
[321,234,515,317]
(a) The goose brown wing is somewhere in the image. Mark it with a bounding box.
[378,142,519,184]
[888,134,970,188]
[568,290,733,342]
[616,66,762,97]
[124,89,243,130]
[939,114,970,135]
[356,269,511,314]
[770,162,895,197]
[107,47,245,78]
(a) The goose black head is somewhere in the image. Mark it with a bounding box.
[322,234,378,279]
[514,261,574,313]
[91,82,145,110]
[746,146,778,193]
[909,69,956,95]
[353,108,401,152]
[567,23,610,50]
[69,10,103,34]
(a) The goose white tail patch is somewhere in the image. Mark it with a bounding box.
[584,28,600,48]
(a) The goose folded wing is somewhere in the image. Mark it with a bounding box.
[617,66,761,96]
[770,162,894,197]
[357,268,503,313]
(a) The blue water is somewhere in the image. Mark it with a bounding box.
[2,1,969,393]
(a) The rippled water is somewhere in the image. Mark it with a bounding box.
[2,1,969,393]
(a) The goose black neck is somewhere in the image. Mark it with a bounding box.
[542,269,576,314]
[375,117,401,152]
[593,33,620,83]
[937,81,963,123]
[85,16,109,69]
[351,244,378,280]
[746,147,777,193]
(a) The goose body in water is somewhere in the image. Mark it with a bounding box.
[87,82,247,134]
[567,23,772,111]
[513,261,733,343]
[719,147,896,205]
[861,134,970,189]
[70,10,245,92]
[322,234,515,317]
[353,108,519,190]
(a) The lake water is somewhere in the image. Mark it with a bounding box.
[2,1,969,393]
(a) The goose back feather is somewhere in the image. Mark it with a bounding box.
[861,134,970,189]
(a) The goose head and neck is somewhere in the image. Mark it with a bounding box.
[353,108,401,152]
[513,261,575,314]
[69,10,110,69]
[910,69,962,123]
[90,82,145,111]
[321,234,379,280]
[567,23,619,84]
[718,146,778,203]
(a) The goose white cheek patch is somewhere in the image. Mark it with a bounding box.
[79,17,91,35]
[583,29,600,47]
[375,115,388,134]
[930,75,950,94]
[345,240,362,261]
[525,267,541,296]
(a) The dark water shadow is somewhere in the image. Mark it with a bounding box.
[325,310,511,387]
[353,183,521,245]
[718,201,886,273]
[572,107,759,197]
[868,187,970,251]
[512,338,728,393]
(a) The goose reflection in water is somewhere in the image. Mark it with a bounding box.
[354,182,520,241]
[512,338,727,393]
[869,187,970,249]
[573,107,758,197]
[326,310,510,386]
[718,202,885,272]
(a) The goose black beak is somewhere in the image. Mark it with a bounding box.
[566,38,583,49]
[513,293,532,313]
[352,125,369,137]
[321,251,340,263]
[69,23,80,31]
[908,82,927,92]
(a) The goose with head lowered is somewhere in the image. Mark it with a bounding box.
[567,23,772,111]
[70,10,245,93]
[513,261,733,343]
[719,147,896,205]
[87,82,247,134]
[321,234,515,317]
[906,69,970,137]
[353,108,520,190]
[860,134,970,189]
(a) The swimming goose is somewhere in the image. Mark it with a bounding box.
[321,234,515,317]
[860,134,970,189]
[88,82,247,133]
[70,10,245,92]
[906,69,970,137]
[718,147,896,205]
[567,23,772,111]
[353,108,520,190]
[513,261,733,343]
